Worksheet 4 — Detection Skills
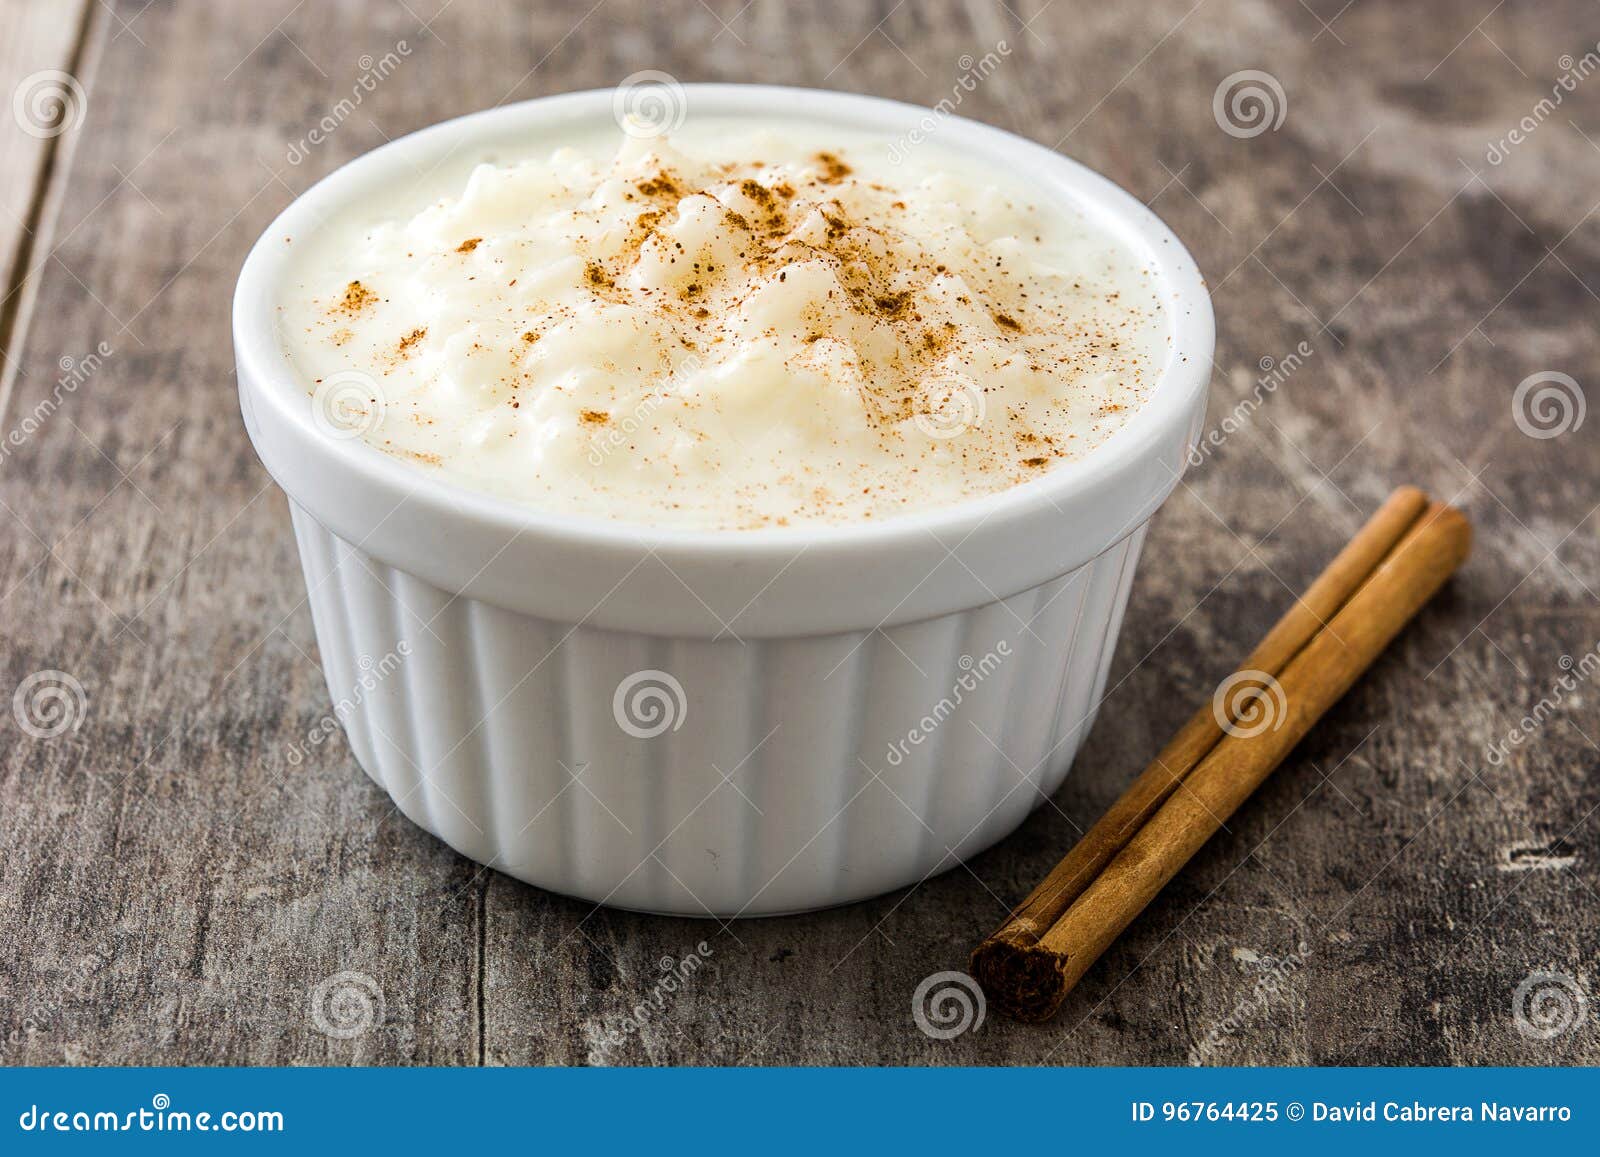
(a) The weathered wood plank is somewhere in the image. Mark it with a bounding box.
[0,0,1596,1066]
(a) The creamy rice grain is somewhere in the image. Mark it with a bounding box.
[279,121,1166,529]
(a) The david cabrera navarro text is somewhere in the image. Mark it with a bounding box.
[1312,1102,1571,1123]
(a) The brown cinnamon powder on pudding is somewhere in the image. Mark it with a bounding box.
[283,126,1163,529]
[336,280,377,314]
[636,173,680,198]
[814,152,852,184]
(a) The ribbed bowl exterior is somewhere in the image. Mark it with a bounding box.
[290,503,1148,916]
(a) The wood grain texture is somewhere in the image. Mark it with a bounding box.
[0,0,1596,1066]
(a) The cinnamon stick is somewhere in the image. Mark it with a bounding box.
[972,487,1428,994]
[972,492,1470,1022]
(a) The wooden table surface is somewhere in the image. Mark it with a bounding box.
[1,0,1596,1066]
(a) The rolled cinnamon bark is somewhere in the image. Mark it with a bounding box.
[972,492,1469,1023]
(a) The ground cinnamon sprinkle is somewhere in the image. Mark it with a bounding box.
[874,291,912,319]
[386,445,443,467]
[636,173,680,198]
[814,152,852,184]
[289,132,1161,529]
[336,280,377,314]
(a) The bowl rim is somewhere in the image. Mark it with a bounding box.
[234,83,1213,568]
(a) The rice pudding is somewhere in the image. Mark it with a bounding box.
[278,119,1166,529]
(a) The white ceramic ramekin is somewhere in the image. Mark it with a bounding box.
[234,86,1212,916]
